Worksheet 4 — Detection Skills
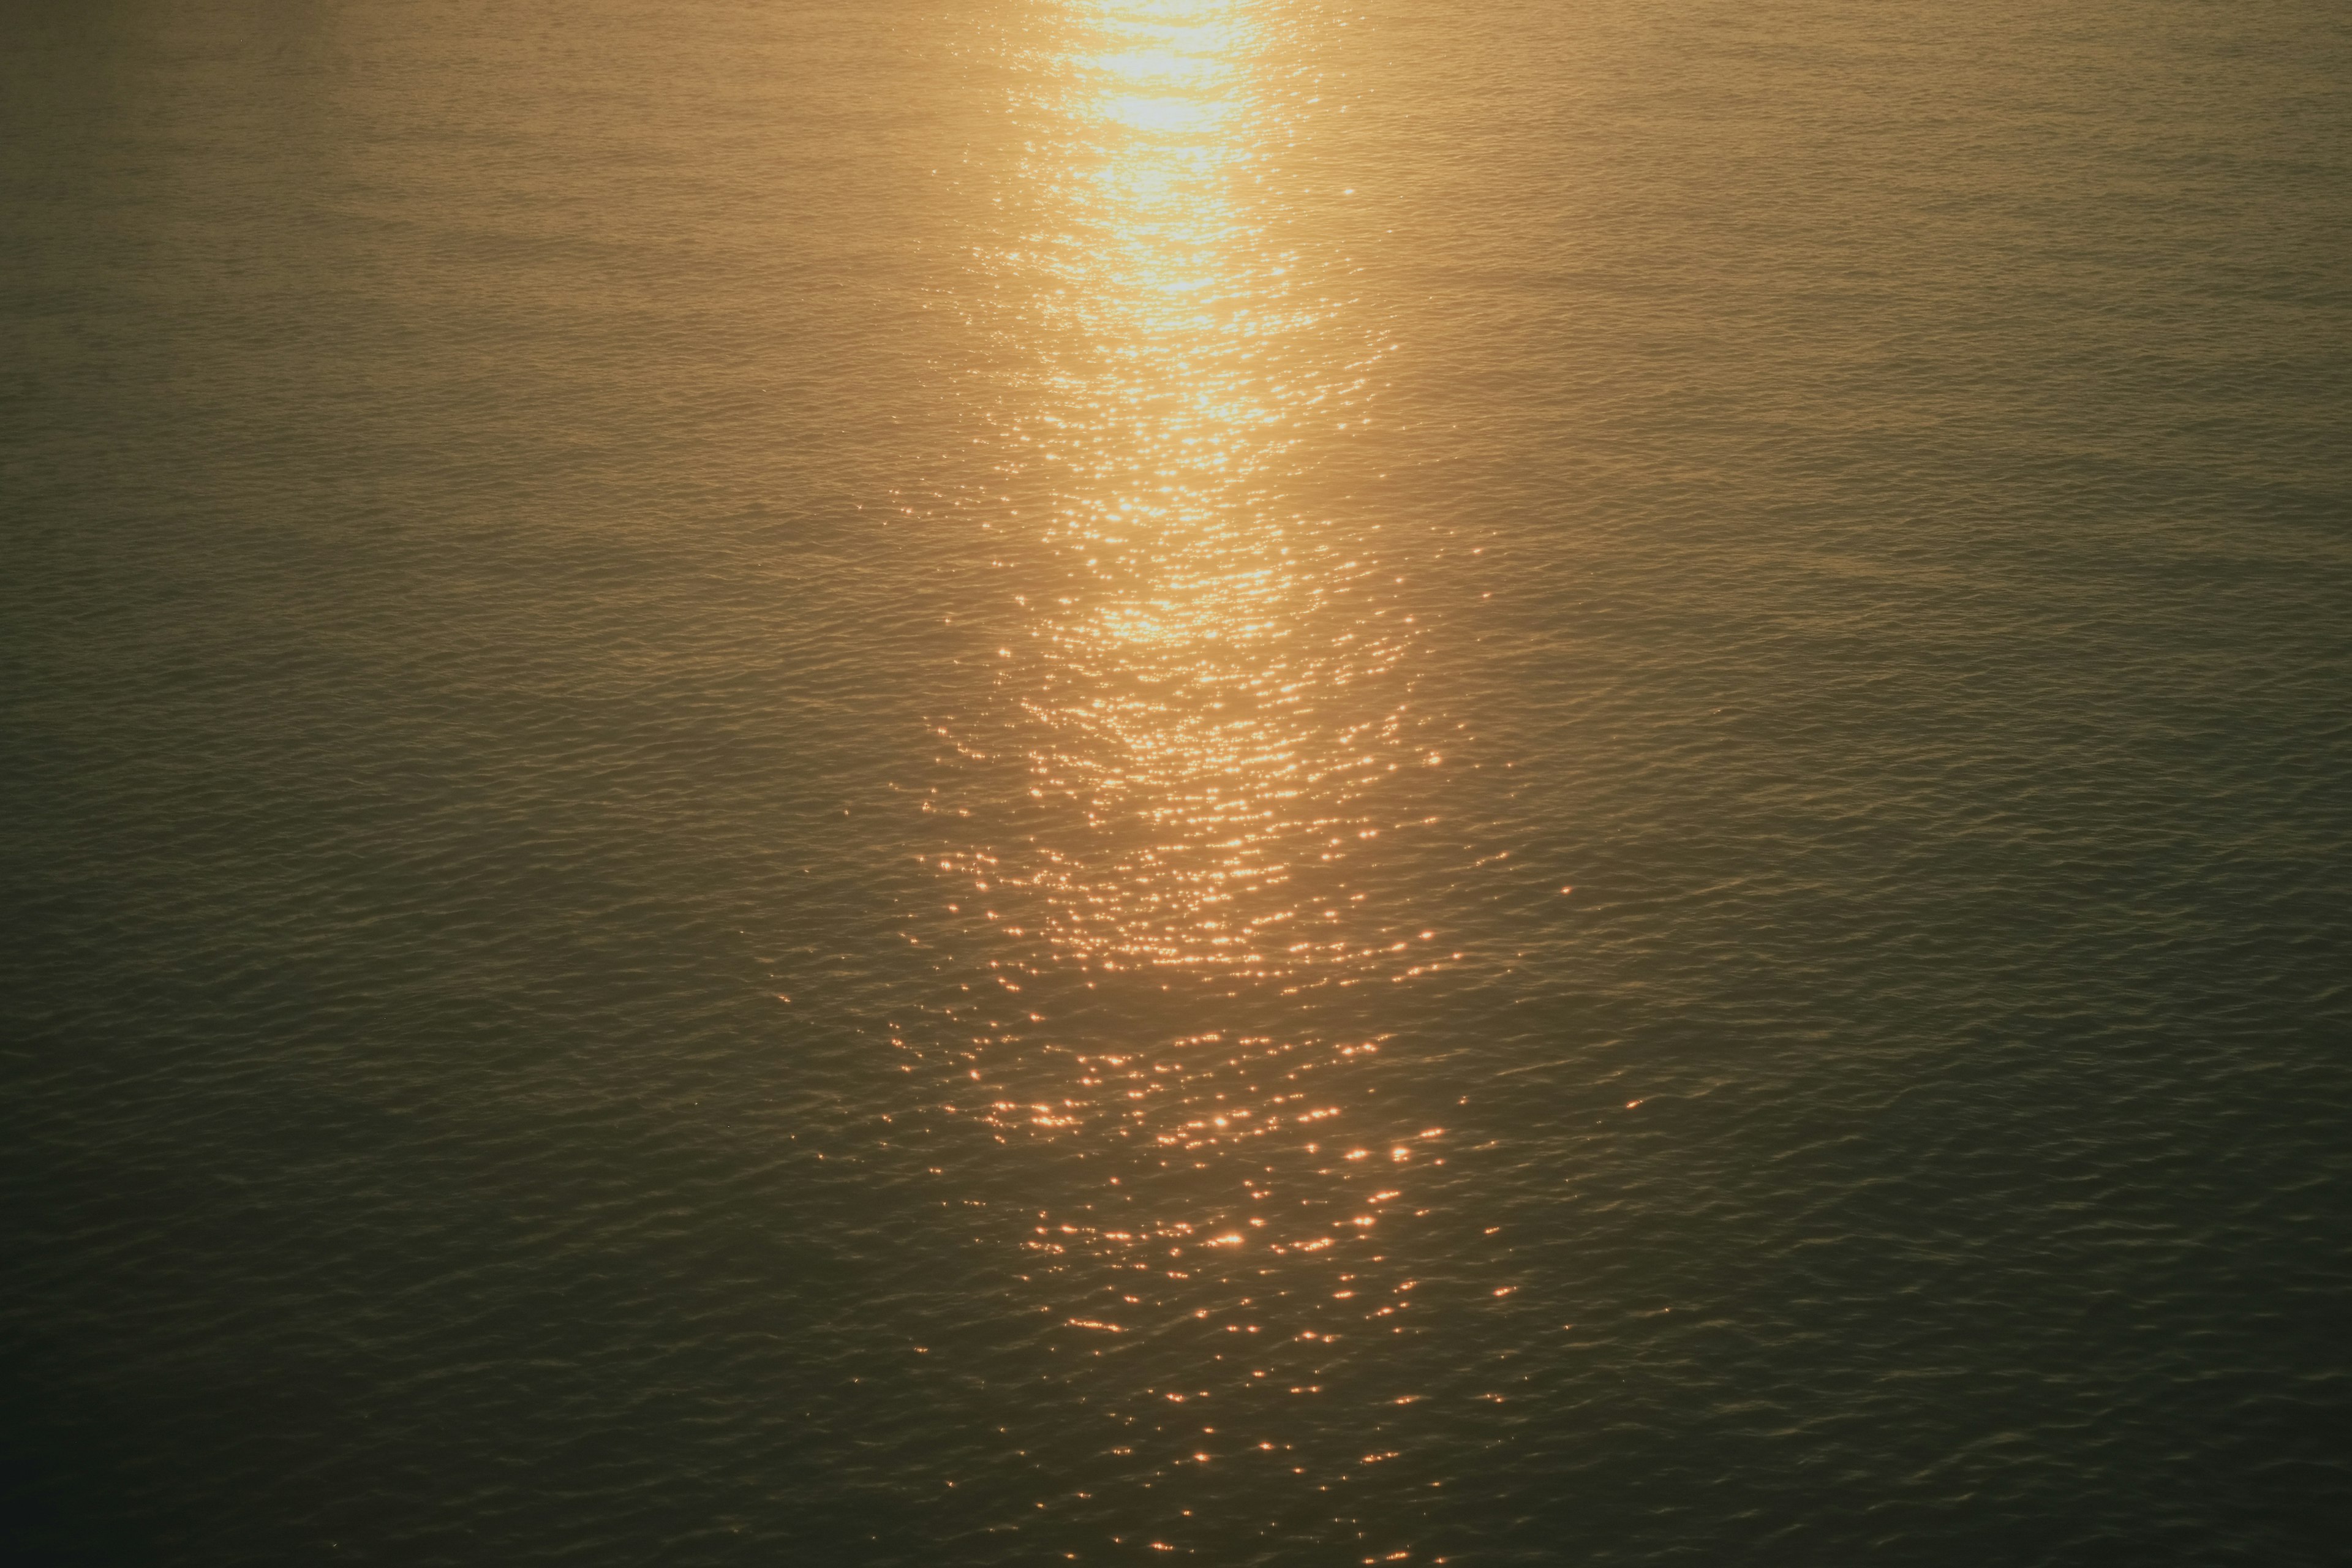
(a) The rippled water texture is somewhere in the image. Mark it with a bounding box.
[6,1,2350,1564]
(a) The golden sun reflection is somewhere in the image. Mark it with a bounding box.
[903,12,1461,1545]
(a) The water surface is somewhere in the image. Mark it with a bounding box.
[6,1,2349,1563]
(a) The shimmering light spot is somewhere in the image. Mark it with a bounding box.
[904,3,1465,1545]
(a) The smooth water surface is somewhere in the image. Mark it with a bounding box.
[6,1,2350,1563]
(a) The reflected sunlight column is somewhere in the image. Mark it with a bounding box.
[907,3,1468,1560]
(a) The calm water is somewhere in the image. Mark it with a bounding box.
[6,1,2350,1563]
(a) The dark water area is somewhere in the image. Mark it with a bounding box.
[5,1,2349,1564]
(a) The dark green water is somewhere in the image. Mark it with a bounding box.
[6,1,2349,1563]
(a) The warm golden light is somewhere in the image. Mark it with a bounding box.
[913,13,1453,1539]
